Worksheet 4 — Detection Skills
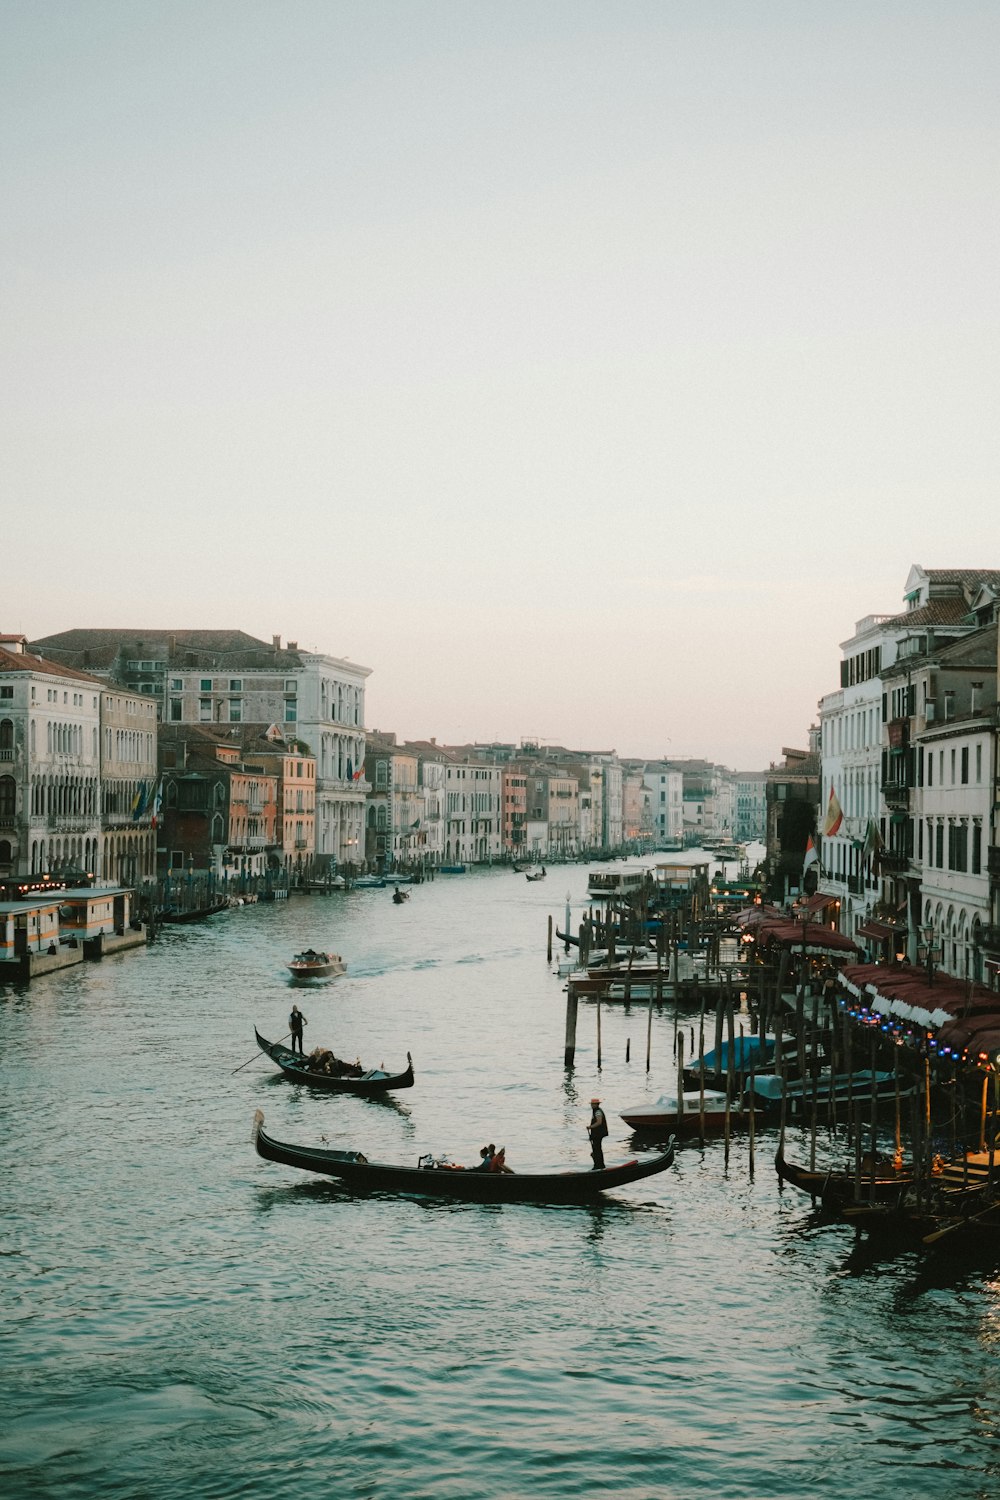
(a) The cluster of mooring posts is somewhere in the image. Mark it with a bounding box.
[550,878,1000,1235]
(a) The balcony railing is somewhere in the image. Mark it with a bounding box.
[881,782,910,808]
[878,849,910,873]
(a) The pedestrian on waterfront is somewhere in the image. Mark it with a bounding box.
[588,1098,608,1169]
[289,1004,306,1053]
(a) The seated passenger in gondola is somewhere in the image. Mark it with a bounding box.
[472,1144,494,1171]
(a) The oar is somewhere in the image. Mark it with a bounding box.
[923,1200,999,1246]
[232,1033,291,1074]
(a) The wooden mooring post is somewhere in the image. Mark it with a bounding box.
[564,983,579,1068]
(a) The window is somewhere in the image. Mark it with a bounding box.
[200,679,212,692]
[284,679,296,692]
[171,678,183,691]
[950,748,956,783]
[977,745,983,783]
[0,686,12,700]
[199,698,212,722]
[961,747,969,785]
[284,699,297,722]
[229,679,242,692]
[229,700,242,723]
[169,700,182,722]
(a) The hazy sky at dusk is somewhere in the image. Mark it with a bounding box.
[3,2,997,767]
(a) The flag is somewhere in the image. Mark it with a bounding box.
[353,763,365,781]
[409,818,421,829]
[802,835,819,876]
[150,779,163,829]
[862,819,883,864]
[131,782,148,821]
[822,784,844,837]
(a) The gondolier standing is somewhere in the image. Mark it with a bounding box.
[289,1004,306,1054]
[588,1098,608,1169]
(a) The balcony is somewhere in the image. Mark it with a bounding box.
[881,782,910,809]
[878,849,910,874]
[977,925,1000,956]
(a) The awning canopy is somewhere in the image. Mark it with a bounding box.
[796,892,838,913]
[855,920,902,944]
[756,920,859,956]
[838,963,1000,1051]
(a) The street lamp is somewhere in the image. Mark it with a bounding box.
[918,923,942,985]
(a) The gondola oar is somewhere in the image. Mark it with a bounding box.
[233,1033,291,1073]
[922,1200,999,1246]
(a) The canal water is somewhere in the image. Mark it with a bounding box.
[4,854,1000,1499]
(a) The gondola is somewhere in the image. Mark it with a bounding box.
[392,888,410,904]
[251,1111,676,1202]
[254,1030,414,1093]
[774,1143,913,1210]
[157,898,229,924]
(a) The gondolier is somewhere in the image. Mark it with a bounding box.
[588,1098,608,1169]
[289,1004,306,1053]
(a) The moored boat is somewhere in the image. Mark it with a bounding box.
[251,1112,676,1202]
[747,1069,914,1118]
[774,1143,914,1210]
[288,949,346,979]
[254,1030,414,1093]
[157,898,229,924]
[620,1090,754,1134]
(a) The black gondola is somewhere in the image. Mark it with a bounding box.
[254,1030,414,1093]
[774,1143,913,1210]
[251,1110,676,1202]
[158,898,229,924]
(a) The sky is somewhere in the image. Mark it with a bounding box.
[3,2,998,769]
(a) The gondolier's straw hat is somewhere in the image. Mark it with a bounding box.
[590,1097,600,1104]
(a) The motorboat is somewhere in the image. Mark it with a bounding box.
[288,949,346,980]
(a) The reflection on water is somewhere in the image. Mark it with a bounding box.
[3,854,1000,1498]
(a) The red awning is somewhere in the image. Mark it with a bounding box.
[838,962,1000,1049]
[855,921,901,944]
[757,920,859,956]
[797,892,837,912]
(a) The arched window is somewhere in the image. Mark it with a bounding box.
[0,719,13,752]
[0,776,15,820]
